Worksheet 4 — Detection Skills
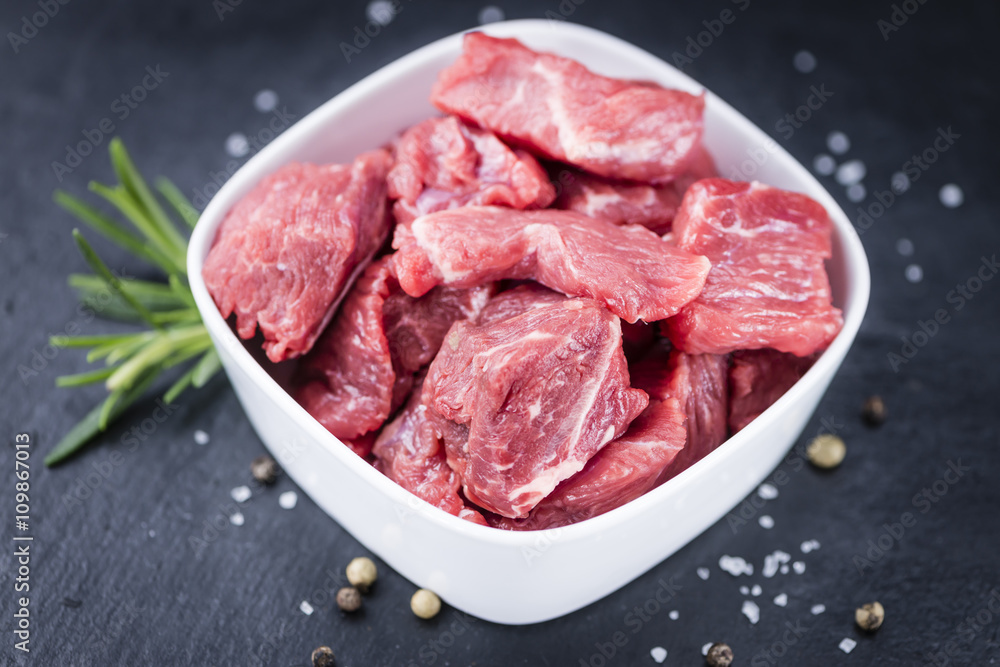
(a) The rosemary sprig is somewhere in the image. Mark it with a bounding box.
[46,138,220,466]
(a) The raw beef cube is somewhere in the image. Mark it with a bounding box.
[490,397,687,531]
[663,179,844,356]
[294,259,395,441]
[424,297,648,518]
[728,349,817,433]
[392,206,711,323]
[553,144,718,234]
[659,346,730,478]
[203,150,392,362]
[295,258,493,442]
[553,168,683,234]
[381,280,495,409]
[387,115,556,226]
[432,32,705,183]
[373,381,487,525]
[475,283,567,325]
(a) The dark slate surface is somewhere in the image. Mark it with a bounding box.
[2,0,999,665]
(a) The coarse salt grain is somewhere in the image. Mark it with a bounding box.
[299,600,314,615]
[758,483,779,500]
[720,555,753,577]
[193,430,210,445]
[780,565,790,574]
[847,183,866,203]
[478,5,505,24]
[939,183,964,208]
[811,604,826,615]
[669,610,679,620]
[813,154,836,176]
[752,585,762,597]
[279,491,298,509]
[697,567,711,580]
[366,0,396,25]
[650,646,667,663]
[230,485,251,503]
[905,264,924,283]
[229,512,244,526]
[225,133,249,158]
[759,515,775,529]
[793,50,817,73]
[702,642,714,656]
[839,637,857,654]
[793,561,806,574]
[740,586,750,595]
[835,159,866,186]
[774,593,788,607]
[253,89,278,113]
[763,550,791,578]
[827,131,850,155]
[800,539,821,554]
[742,600,760,624]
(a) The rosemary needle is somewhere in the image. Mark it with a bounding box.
[47,138,220,466]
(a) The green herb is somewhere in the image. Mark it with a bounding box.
[46,138,219,466]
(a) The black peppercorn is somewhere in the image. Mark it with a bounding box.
[251,455,280,485]
[706,642,733,667]
[311,646,335,667]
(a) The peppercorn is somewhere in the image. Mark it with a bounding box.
[311,645,335,667]
[410,589,441,619]
[336,586,362,612]
[705,642,733,667]
[346,557,377,593]
[861,395,887,427]
[807,434,846,469]
[251,455,280,485]
[855,601,885,631]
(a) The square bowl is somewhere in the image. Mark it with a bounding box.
[187,19,870,625]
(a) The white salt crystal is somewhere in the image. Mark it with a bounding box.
[763,550,791,578]
[758,483,779,500]
[719,555,753,577]
[230,485,252,503]
[279,491,298,510]
[742,600,760,624]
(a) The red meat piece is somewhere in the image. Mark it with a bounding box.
[373,381,488,526]
[663,179,844,356]
[203,151,392,362]
[490,341,684,530]
[553,143,718,234]
[387,115,555,226]
[728,349,817,433]
[424,296,648,518]
[432,33,705,183]
[391,206,711,323]
[659,346,730,479]
[295,258,492,442]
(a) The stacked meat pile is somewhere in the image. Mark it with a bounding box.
[203,33,843,530]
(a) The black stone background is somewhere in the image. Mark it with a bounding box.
[2,0,999,665]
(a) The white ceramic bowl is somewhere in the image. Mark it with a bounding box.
[188,20,870,625]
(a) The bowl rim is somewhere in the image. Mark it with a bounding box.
[187,18,871,546]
